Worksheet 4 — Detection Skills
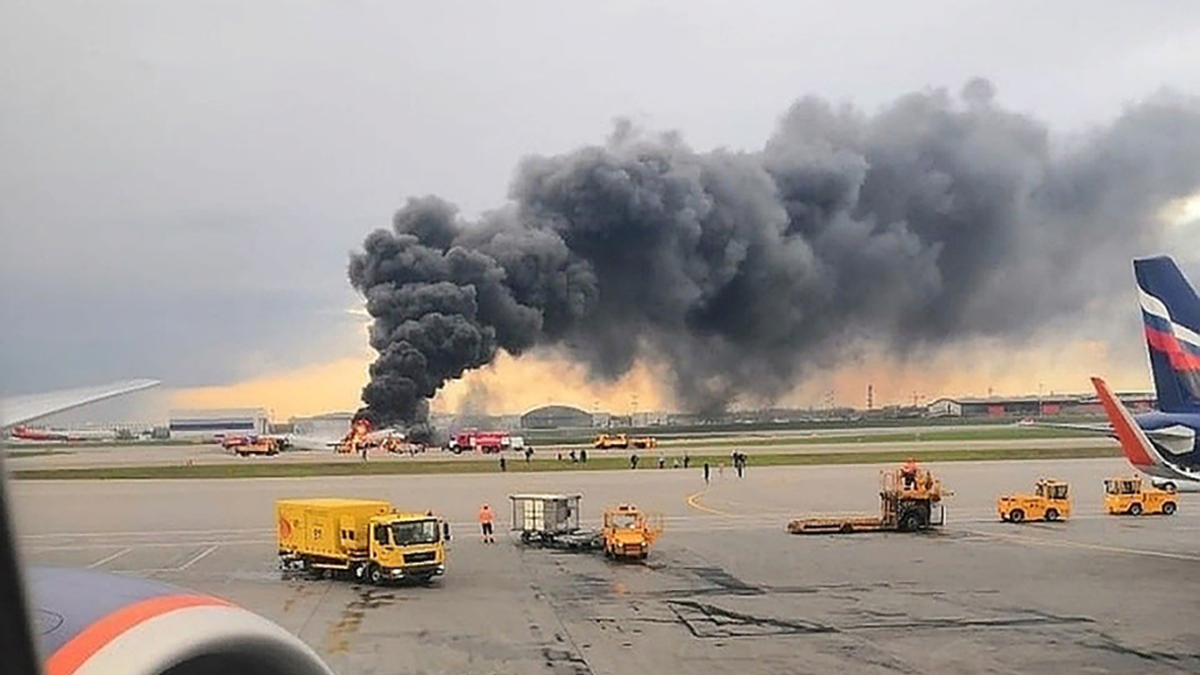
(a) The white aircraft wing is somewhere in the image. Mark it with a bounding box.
[1015,419,1200,445]
[1016,420,1116,436]
[1,379,161,428]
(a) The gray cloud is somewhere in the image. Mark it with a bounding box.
[3,2,1200,397]
[351,82,1200,429]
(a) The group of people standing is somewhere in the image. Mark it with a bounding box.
[731,451,748,478]
[699,451,749,483]
[628,452,691,470]
[496,445,749,482]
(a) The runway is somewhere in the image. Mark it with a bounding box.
[4,435,1110,470]
[12,457,1200,674]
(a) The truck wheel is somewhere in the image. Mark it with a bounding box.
[1129,503,1143,516]
[1045,508,1059,522]
[1163,502,1177,515]
[840,523,855,534]
[1009,509,1025,523]
[900,509,927,532]
[368,564,384,585]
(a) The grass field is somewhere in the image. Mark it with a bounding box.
[519,417,1106,444]
[2,439,205,450]
[9,444,1119,480]
[4,449,73,459]
[652,426,1093,449]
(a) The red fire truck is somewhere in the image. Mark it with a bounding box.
[448,430,521,454]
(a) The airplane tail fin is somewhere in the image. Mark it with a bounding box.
[1134,256,1200,413]
[1091,376,1159,469]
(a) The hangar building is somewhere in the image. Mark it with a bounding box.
[168,408,268,439]
[520,405,593,429]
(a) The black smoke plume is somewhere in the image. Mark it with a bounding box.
[350,80,1200,430]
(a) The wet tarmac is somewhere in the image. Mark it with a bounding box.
[12,457,1200,674]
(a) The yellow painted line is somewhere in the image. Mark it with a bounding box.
[967,528,1200,562]
[685,489,729,516]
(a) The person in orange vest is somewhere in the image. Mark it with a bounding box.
[478,503,495,544]
[901,457,918,489]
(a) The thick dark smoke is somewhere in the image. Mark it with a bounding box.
[350,80,1200,429]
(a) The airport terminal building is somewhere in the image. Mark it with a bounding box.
[926,392,1156,418]
[168,408,268,439]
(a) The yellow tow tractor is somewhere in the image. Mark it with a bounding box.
[997,479,1072,523]
[276,498,449,585]
[788,463,949,534]
[1104,476,1178,516]
[602,504,664,560]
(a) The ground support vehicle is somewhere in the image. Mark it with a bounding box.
[997,479,1072,522]
[448,430,511,454]
[602,504,663,559]
[788,466,948,534]
[1104,476,1178,516]
[593,433,629,450]
[233,437,285,456]
[509,494,601,549]
[509,495,664,560]
[277,498,448,584]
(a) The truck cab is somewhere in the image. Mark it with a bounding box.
[367,513,449,584]
[997,478,1071,523]
[1104,476,1178,516]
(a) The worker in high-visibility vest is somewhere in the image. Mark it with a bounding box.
[901,457,919,489]
[478,503,495,544]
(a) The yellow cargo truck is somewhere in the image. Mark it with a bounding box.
[276,498,448,585]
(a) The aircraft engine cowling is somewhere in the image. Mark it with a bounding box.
[28,567,334,675]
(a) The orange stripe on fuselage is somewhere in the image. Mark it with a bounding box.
[46,594,230,675]
[1091,376,1156,468]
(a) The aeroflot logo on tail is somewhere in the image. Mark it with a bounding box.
[1140,285,1200,398]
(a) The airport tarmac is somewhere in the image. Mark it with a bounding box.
[4,435,1110,469]
[12,457,1200,674]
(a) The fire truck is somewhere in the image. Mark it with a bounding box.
[448,430,521,454]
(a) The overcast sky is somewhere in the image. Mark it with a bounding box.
[3,1,1200,396]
